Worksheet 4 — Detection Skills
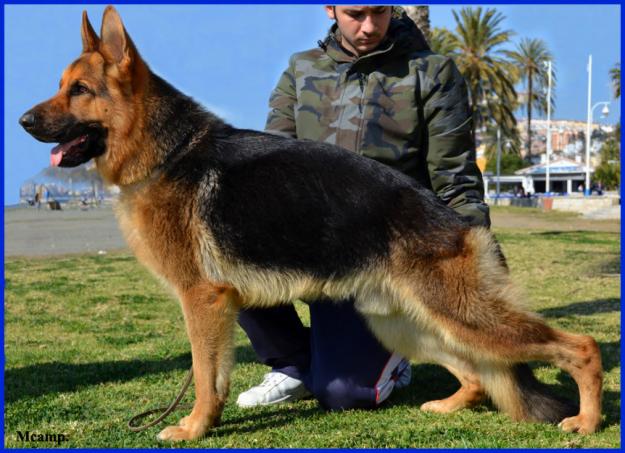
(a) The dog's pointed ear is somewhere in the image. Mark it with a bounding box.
[99,5,138,71]
[81,11,100,53]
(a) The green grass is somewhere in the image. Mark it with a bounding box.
[4,229,621,448]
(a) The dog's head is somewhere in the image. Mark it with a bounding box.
[19,6,147,170]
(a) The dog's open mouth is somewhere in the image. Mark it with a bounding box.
[51,134,89,166]
[49,127,106,168]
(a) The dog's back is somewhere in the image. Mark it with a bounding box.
[166,124,468,278]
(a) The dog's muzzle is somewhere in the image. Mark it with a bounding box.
[19,109,107,168]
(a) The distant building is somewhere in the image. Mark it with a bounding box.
[516,118,610,160]
[484,157,592,196]
[515,157,591,194]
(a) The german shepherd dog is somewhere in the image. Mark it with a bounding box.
[20,6,602,441]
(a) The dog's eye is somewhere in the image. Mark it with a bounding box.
[70,83,91,96]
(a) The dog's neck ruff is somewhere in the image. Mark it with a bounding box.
[111,73,222,188]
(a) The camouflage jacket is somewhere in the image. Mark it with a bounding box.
[265,14,490,227]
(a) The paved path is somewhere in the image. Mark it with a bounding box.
[4,205,127,258]
[4,204,620,258]
[583,205,621,221]
[491,210,620,233]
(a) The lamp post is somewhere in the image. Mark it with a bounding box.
[585,54,610,195]
[495,130,512,205]
[495,128,501,205]
[544,60,552,194]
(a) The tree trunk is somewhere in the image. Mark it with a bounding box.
[402,5,431,43]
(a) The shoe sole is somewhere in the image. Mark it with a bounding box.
[236,390,312,408]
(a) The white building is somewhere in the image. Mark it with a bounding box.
[515,157,591,194]
[484,157,592,196]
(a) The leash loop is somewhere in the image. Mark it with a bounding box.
[127,367,194,432]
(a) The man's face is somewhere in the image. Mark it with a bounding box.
[325,6,392,56]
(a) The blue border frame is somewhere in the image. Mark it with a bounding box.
[620,4,624,452]
[1,0,624,3]
[2,1,622,451]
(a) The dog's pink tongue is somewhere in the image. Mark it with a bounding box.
[50,145,64,166]
[50,136,85,166]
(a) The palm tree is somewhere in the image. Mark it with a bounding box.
[402,6,431,42]
[608,62,620,150]
[480,74,521,149]
[609,62,620,99]
[447,7,517,140]
[429,27,456,56]
[504,38,555,163]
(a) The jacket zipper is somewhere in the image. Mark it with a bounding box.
[355,73,368,153]
[330,41,394,150]
[335,70,350,147]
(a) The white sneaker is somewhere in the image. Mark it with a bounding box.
[393,358,412,389]
[236,371,311,408]
[375,354,412,403]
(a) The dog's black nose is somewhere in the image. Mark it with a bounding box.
[19,112,35,129]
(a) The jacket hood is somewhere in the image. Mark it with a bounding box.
[320,9,430,63]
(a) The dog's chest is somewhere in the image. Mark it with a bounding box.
[115,189,202,290]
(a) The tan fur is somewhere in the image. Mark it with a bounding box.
[533,331,603,432]
[94,57,161,186]
[420,362,484,414]
[158,283,240,441]
[25,6,603,441]
[116,178,202,291]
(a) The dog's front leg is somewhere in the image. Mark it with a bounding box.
[158,283,239,442]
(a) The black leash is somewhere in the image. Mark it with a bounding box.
[127,367,194,432]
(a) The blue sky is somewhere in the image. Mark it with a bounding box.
[4,4,621,205]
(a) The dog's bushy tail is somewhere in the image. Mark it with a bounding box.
[480,363,578,424]
[513,363,579,423]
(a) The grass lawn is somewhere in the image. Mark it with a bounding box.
[4,226,620,448]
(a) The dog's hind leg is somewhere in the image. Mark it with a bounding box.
[420,359,485,414]
[417,307,600,432]
[527,331,602,433]
[360,312,484,414]
[420,301,601,432]
[158,282,240,442]
[389,227,601,433]
[464,327,601,433]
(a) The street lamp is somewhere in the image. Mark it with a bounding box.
[495,130,511,205]
[544,60,552,194]
[496,128,501,205]
[585,54,610,195]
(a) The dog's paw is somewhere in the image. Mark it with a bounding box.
[420,399,454,414]
[558,414,600,434]
[157,424,203,442]
[179,415,190,427]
